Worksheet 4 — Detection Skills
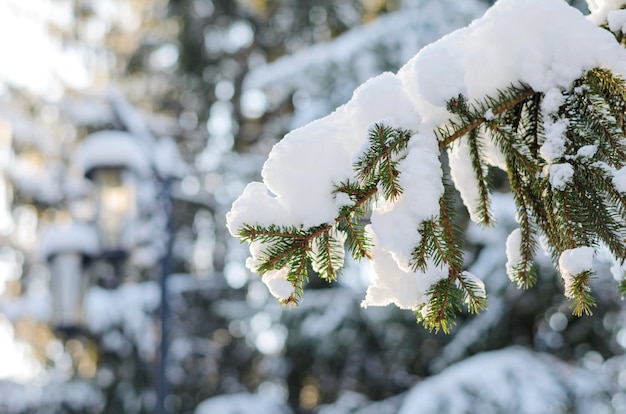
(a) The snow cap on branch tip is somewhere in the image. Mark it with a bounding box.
[261,268,295,300]
[612,166,626,193]
[558,246,595,298]
[548,163,574,190]
[505,229,523,281]
[225,182,293,236]
[460,271,486,301]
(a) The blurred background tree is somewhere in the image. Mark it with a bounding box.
[1,0,624,414]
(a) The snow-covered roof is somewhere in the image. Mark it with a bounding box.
[72,130,153,177]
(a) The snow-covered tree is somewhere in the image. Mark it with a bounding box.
[228,0,626,332]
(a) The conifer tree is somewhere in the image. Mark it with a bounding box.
[227,0,626,332]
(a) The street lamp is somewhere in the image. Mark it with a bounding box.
[71,128,174,413]
[40,222,99,333]
[72,130,152,257]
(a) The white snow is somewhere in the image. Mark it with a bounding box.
[505,228,523,281]
[195,393,291,414]
[448,137,484,223]
[368,131,443,273]
[610,258,626,281]
[558,246,595,298]
[460,271,486,302]
[576,144,598,159]
[548,163,575,190]
[362,223,448,310]
[541,88,566,115]
[38,222,100,260]
[398,347,606,414]
[608,9,626,33]
[612,166,626,193]
[261,269,295,301]
[71,130,153,177]
[587,0,626,26]
[228,0,626,310]
[540,119,569,163]
[84,282,160,359]
[253,72,419,229]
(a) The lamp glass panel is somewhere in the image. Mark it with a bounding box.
[50,252,85,329]
[93,168,136,252]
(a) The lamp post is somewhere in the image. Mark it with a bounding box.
[71,128,173,413]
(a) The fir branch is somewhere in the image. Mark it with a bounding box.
[238,224,308,243]
[418,278,463,334]
[557,187,579,248]
[438,179,466,273]
[412,220,436,272]
[505,164,538,288]
[456,273,488,314]
[311,229,345,281]
[572,172,626,257]
[568,86,626,166]
[533,179,566,261]
[437,86,535,149]
[417,180,469,332]
[354,123,412,201]
[578,161,626,223]
[236,67,626,327]
[566,270,596,317]
[486,118,539,173]
[585,68,626,131]
[283,248,311,306]
[257,239,308,274]
[466,129,494,225]
[519,92,543,157]
[338,216,373,260]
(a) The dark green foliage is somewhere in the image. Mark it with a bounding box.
[417,278,464,334]
[354,123,412,201]
[566,270,597,317]
[236,67,626,331]
[311,229,345,281]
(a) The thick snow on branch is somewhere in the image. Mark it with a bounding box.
[227,0,626,309]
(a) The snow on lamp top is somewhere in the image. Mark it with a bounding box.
[39,221,100,260]
[72,130,153,177]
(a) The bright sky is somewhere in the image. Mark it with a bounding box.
[0,0,91,99]
[0,316,41,382]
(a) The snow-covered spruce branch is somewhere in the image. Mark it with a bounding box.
[227,0,626,332]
